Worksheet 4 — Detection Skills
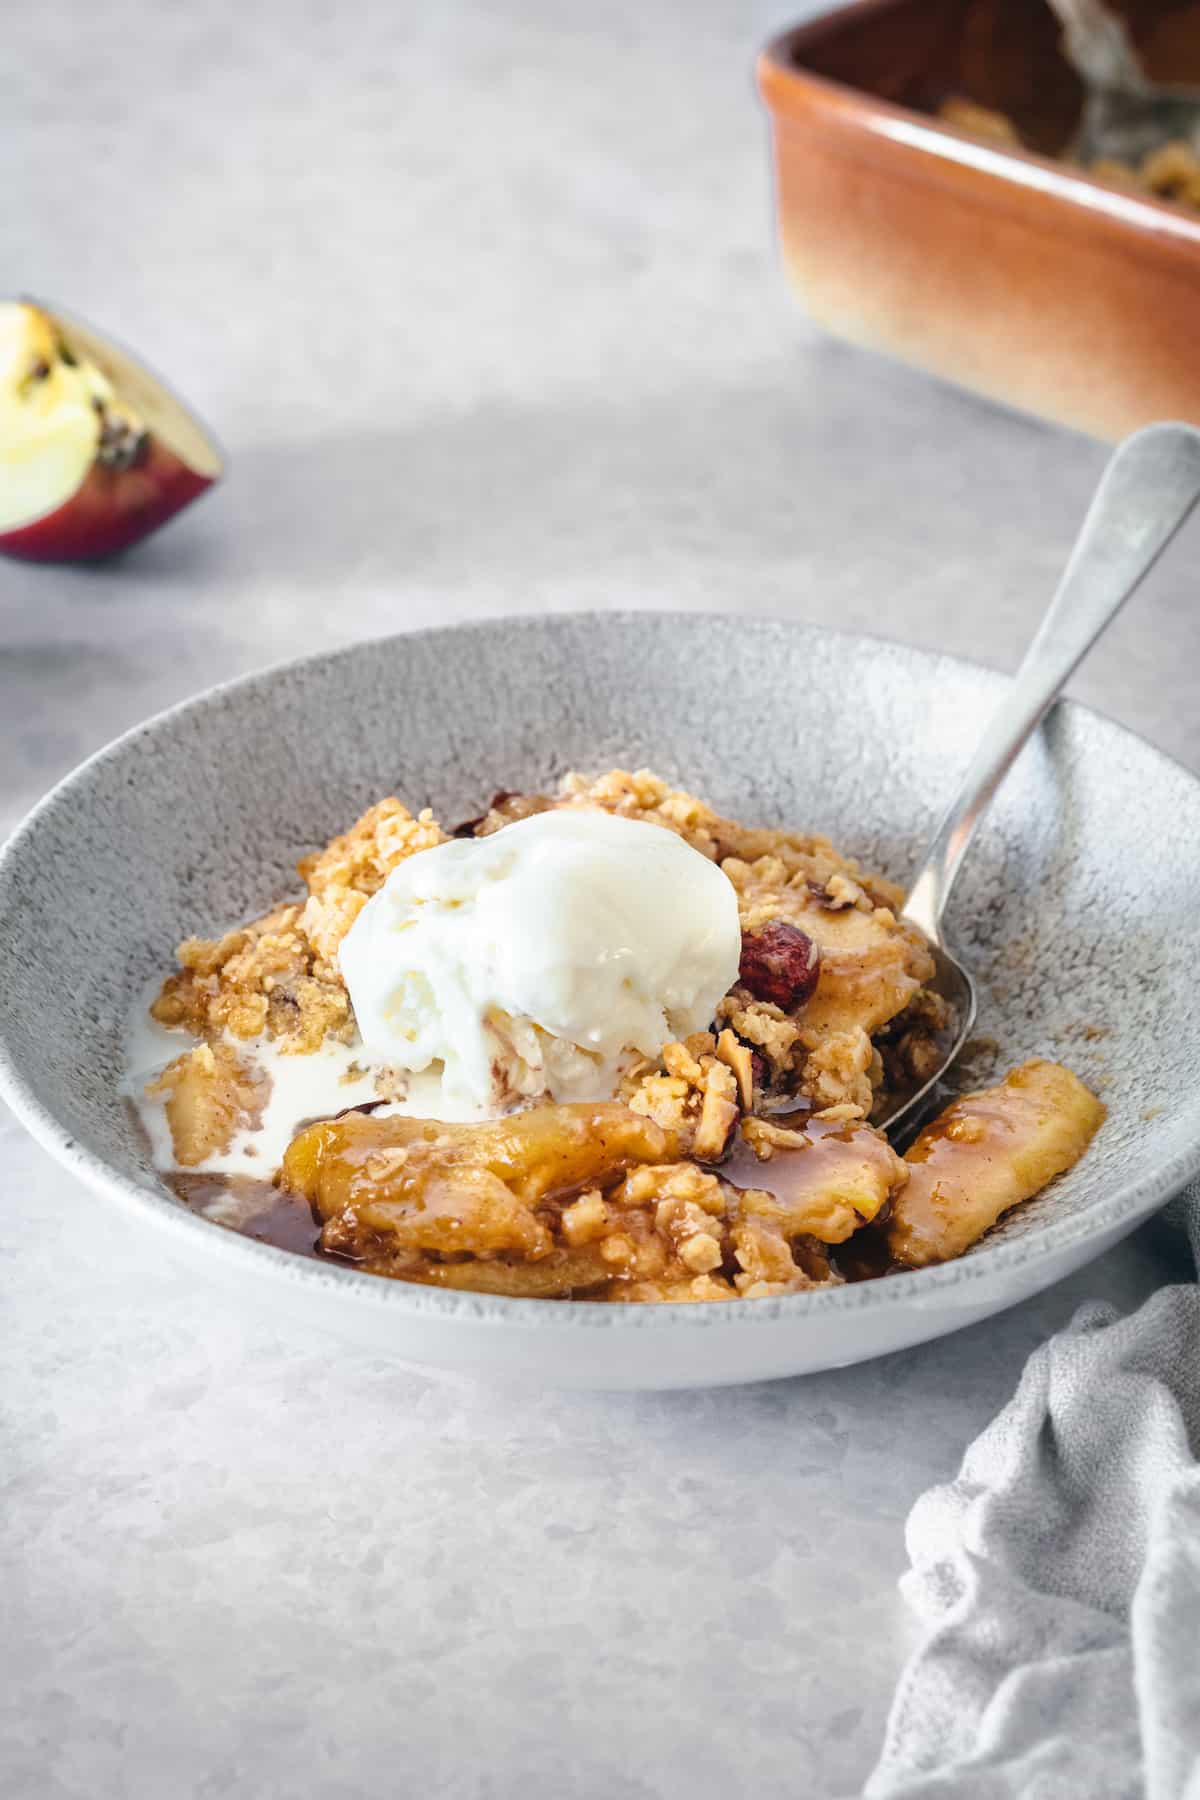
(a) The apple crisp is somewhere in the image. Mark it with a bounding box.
[134,769,1105,1300]
[938,95,1200,214]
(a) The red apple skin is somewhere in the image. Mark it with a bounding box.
[0,436,214,563]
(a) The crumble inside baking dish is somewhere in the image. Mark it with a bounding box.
[939,94,1200,212]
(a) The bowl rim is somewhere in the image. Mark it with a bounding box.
[2,608,1198,1335]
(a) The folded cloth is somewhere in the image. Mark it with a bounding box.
[867,1185,1200,1800]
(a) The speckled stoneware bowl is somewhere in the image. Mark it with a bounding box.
[2,614,1198,1389]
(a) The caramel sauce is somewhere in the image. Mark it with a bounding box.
[704,1108,904,1264]
[713,1107,847,1195]
[167,1172,328,1260]
[829,1224,894,1283]
[168,1104,906,1284]
[712,1112,901,1281]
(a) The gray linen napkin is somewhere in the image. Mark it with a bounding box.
[867,1186,1200,1800]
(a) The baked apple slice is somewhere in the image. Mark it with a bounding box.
[0,299,222,561]
[887,1059,1106,1268]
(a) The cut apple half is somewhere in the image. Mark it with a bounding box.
[0,299,223,562]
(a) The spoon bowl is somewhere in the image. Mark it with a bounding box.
[875,946,977,1141]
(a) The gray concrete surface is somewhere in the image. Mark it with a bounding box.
[3,2,1196,1795]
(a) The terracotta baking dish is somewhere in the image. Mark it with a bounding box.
[759,0,1200,439]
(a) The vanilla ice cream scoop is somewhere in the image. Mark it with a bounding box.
[338,808,742,1115]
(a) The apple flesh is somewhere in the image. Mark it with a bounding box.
[0,300,222,562]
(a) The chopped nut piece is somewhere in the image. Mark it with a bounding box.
[662,1040,704,1084]
[715,1028,754,1109]
[731,1217,804,1291]
[561,1189,610,1246]
[619,1162,726,1218]
[692,1060,740,1162]
[679,1232,723,1274]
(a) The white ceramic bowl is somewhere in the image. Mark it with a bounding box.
[2,614,1198,1389]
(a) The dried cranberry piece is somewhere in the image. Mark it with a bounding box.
[738,921,820,1011]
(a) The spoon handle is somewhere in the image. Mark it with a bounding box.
[902,421,1200,944]
[1043,0,1150,95]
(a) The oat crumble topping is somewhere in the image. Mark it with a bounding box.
[141,769,1105,1299]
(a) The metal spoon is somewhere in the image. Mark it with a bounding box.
[880,421,1200,1137]
[1047,0,1200,167]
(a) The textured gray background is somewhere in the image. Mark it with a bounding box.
[3,2,1198,1795]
